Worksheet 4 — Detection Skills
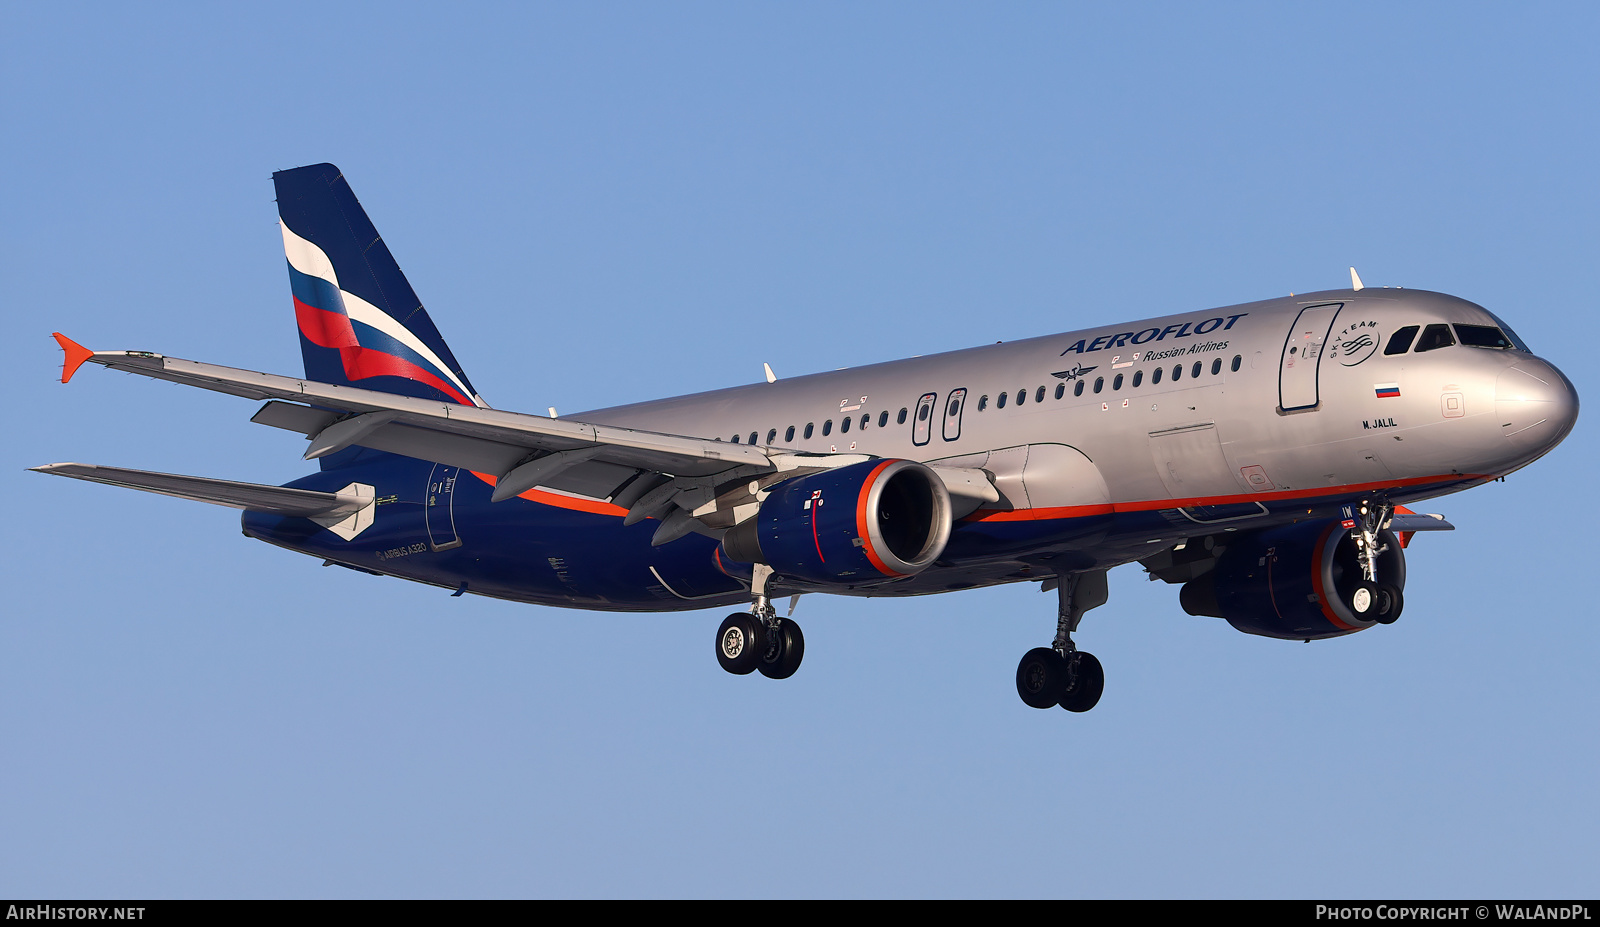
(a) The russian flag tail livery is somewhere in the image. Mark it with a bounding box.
[273,163,486,409]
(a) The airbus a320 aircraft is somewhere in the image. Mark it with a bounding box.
[36,163,1579,713]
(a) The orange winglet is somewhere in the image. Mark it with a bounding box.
[52,332,94,384]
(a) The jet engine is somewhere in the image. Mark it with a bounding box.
[1179,519,1406,640]
[720,459,952,586]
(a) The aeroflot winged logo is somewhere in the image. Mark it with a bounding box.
[280,221,483,407]
[1059,313,1249,355]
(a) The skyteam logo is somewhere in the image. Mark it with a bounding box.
[1331,320,1381,367]
[280,222,484,407]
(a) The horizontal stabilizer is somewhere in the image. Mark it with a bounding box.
[30,463,367,519]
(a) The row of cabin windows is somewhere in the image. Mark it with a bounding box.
[723,407,911,446]
[718,352,1250,446]
[976,354,1243,408]
[1383,323,1517,355]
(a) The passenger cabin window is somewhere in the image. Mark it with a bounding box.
[804,423,814,439]
[822,420,832,436]
[997,391,1008,409]
[1171,365,1182,381]
[1016,389,1026,406]
[1191,361,1202,379]
[1054,383,1065,399]
[897,408,908,424]
[879,411,888,427]
[1231,355,1242,372]
[1132,370,1143,387]
[978,395,989,411]
[1211,358,1221,375]
[861,413,871,429]
[1455,324,1514,349]
[749,432,758,445]
[785,426,795,442]
[1415,324,1456,353]
[731,434,740,443]
[1036,386,1046,403]
[840,416,851,433]
[1073,380,1084,397]
[767,429,777,444]
[1385,325,1419,355]
[1093,377,1104,394]
[1152,366,1163,384]
[1112,374,1123,390]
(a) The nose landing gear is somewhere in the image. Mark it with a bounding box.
[1016,570,1108,712]
[1349,498,1404,625]
[715,563,806,679]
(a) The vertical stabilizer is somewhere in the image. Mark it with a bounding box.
[273,163,486,408]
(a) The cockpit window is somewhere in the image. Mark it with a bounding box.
[1454,324,1513,350]
[1384,325,1419,355]
[1414,323,1456,353]
[1484,310,1531,352]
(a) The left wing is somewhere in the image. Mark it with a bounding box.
[30,462,377,540]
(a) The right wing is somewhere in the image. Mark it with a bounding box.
[53,338,1000,544]
[52,337,1001,543]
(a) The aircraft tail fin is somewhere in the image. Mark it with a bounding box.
[272,163,487,409]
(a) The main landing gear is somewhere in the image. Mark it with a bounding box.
[715,564,805,679]
[1349,498,1404,625]
[1016,570,1108,712]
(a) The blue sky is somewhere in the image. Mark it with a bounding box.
[3,2,1596,898]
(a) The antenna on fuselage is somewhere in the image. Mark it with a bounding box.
[763,362,777,384]
[1350,267,1365,291]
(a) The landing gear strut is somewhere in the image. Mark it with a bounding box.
[1348,498,1404,624]
[715,563,805,679]
[1016,570,1108,712]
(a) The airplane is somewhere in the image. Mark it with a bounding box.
[34,162,1580,713]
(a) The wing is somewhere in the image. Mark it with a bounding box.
[53,336,1001,544]
[30,462,380,541]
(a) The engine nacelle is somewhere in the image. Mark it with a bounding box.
[721,459,952,586]
[1179,519,1406,640]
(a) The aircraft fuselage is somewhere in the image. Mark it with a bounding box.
[244,286,1576,611]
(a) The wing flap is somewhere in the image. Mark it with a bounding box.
[30,462,365,518]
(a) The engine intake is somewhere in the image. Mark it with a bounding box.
[1180,518,1406,640]
[721,459,952,586]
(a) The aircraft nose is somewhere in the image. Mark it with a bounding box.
[1496,358,1579,454]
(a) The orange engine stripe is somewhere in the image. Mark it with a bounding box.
[854,461,903,577]
[1309,522,1357,630]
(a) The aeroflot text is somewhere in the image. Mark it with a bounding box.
[1060,314,1249,355]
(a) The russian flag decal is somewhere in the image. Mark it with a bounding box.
[1375,383,1401,398]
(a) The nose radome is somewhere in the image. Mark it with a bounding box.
[1496,360,1580,451]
